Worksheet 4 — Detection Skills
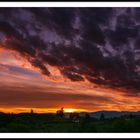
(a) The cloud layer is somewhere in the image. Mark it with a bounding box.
[0,8,140,92]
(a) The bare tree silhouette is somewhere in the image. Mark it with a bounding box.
[56,107,64,118]
[30,109,34,114]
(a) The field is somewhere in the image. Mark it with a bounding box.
[0,112,139,133]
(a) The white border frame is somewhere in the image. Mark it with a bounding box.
[0,2,139,138]
[0,2,139,7]
[0,133,140,138]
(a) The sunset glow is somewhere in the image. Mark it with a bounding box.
[0,8,139,114]
[64,108,83,113]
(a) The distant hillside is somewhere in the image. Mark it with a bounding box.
[78,111,140,119]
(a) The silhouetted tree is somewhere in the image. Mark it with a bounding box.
[30,109,34,114]
[100,113,105,120]
[56,107,64,118]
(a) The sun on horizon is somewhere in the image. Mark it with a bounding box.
[64,108,79,113]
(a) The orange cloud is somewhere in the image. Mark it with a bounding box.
[0,47,4,53]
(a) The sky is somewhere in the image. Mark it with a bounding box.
[0,8,140,113]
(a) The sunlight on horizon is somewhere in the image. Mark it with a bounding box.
[64,108,81,113]
[0,107,88,114]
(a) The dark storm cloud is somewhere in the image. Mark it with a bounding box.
[107,21,138,47]
[29,59,50,76]
[28,8,76,39]
[80,15,106,45]
[0,8,140,91]
[0,21,21,39]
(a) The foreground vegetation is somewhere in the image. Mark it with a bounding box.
[0,111,139,133]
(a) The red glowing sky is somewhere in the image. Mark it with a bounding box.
[0,8,140,113]
[0,49,139,113]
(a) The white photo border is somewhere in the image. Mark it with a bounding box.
[0,2,139,139]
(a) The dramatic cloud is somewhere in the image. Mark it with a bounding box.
[0,8,140,93]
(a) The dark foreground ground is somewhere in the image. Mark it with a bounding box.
[0,112,139,133]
